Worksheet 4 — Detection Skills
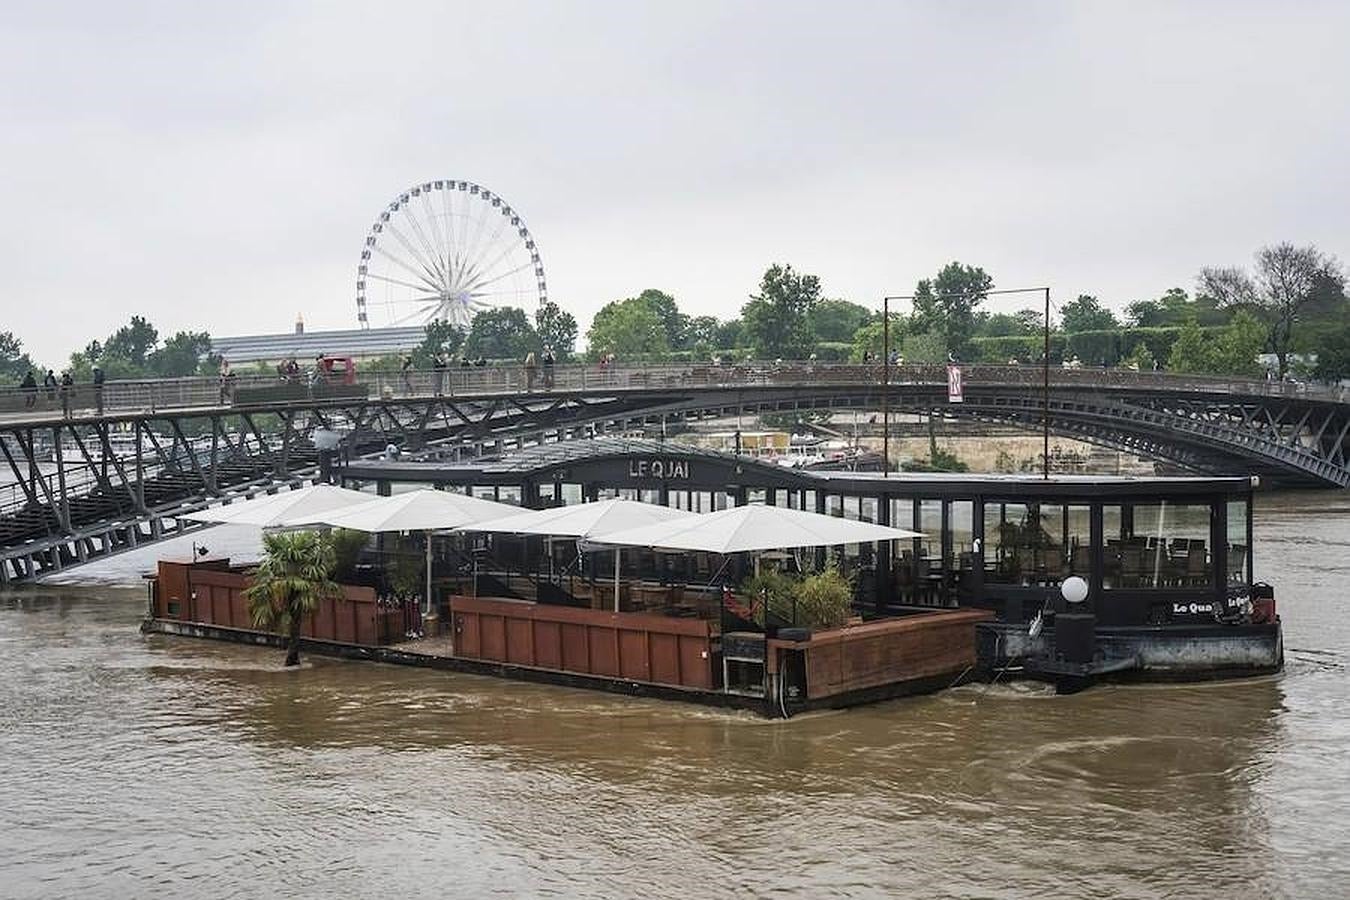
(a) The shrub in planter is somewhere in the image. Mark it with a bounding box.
[793,566,855,630]
[739,570,799,627]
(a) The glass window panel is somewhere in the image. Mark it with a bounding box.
[1105,502,1212,589]
[1227,499,1249,586]
[890,498,915,532]
[560,483,583,505]
[498,486,521,506]
[639,489,660,505]
[826,494,844,517]
[949,501,973,557]
[747,488,767,505]
[842,496,861,521]
[1065,505,1091,577]
[860,497,877,524]
[918,499,942,560]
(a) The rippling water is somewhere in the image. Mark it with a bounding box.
[3,492,1350,898]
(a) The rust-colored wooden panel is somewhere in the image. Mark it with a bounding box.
[649,633,681,685]
[481,615,507,662]
[678,635,713,689]
[457,611,482,658]
[786,610,992,699]
[560,623,589,672]
[229,589,248,629]
[588,625,619,677]
[506,618,535,666]
[158,562,190,618]
[533,621,562,669]
[618,629,649,681]
[355,606,378,646]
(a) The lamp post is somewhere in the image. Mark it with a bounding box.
[879,286,1052,479]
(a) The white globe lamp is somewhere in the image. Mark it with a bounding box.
[1061,575,1089,605]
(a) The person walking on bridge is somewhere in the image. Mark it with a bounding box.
[92,366,105,415]
[59,371,73,418]
[433,352,447,396]
[42,369,57,405]
[400,355,414,395]
[20,370,36,409]
[524,350,538,392]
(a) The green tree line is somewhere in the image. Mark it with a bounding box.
[3,242,1346,386]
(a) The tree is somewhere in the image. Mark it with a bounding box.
[742,263,821,358]
[630,289,687,349]
[978,312,1036,337]
[1207,311,1266,377]
[462,307,540,360]
[1059,295,1118,333]
[1313,322,1350,382]
[910,262,993,357]
[534,301,578,361]
[586,297,669,359]
[102,316,159,368]
[1123,342,1157,371]
[1199,243,1345,378]
[850,312,909,361]
[714,318,745,350]
[244,530,342,667]
[1166,319,1213,374]
[683,315,722,354]
[0,331,35,385]
[150,331,213,377]
[411,319,465,367]
[900,331,948,363]
[807,299,872,343]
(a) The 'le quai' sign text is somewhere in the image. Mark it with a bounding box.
[628,458,691,479]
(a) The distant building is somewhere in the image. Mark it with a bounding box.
[210,325,425,366]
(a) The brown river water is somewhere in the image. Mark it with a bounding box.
[2,492,1349,899]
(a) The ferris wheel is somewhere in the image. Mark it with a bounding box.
[355,180,547,329]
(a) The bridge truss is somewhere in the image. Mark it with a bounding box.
[1,364,1347,582]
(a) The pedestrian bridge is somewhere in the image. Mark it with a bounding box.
[1,363,1347,582]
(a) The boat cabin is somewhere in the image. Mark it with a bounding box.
[337,437,1257,631]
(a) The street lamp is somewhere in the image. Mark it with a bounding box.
[879,286,1053,479]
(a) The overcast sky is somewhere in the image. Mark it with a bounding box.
[4,1,1348,366]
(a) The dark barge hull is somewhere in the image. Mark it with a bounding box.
[976,619,1284,685]
[140,617,978,718]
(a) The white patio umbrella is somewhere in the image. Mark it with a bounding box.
[181,484,376,528]
[589,502,924,554]
[316,488,522,612]
[466,498,696,610]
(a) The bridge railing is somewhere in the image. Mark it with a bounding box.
[0,363,1345,422]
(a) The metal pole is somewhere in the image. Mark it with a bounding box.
[882,297,890,478]
[613,547,621,612]
[1043,286,1051,480]
[425,531,433,617]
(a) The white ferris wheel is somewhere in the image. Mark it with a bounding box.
[355,180,547,329]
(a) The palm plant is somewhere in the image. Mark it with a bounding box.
[244,530,341,667]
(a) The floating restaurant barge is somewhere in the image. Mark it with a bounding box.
[145,439,1281,714]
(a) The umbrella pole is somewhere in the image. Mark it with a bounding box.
[613,548,621,612]
[425,532,433,618]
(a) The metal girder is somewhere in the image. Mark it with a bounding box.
[3,378,1349,563]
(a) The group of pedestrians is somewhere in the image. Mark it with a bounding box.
[524,348,556,391]
[17,367,103,417]
[395,352,492,397]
